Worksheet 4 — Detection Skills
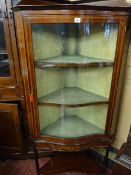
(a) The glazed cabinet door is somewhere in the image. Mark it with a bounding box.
[16,13,127,151]
[0,103,23,154]
[0,0,15,83]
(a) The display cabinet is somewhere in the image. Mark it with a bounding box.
[13,0,131,152]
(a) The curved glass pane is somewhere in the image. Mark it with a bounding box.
[32,22,119,138]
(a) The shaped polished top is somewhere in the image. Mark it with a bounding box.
[12,0,131,12]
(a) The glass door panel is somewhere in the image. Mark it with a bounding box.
[0,18,10,77]
[31,22,119,138]
[0,0,11,78]
[0,0,15,82]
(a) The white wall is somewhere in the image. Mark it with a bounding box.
[112,38,131,149]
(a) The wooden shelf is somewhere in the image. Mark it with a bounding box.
[35,55,113,68]
[38,87,108,107]
[41,115,104,138]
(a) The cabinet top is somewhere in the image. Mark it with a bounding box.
[12,0,131,12]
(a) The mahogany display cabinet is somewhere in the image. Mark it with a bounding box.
[12,0,131,153]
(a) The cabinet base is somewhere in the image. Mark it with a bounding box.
[39,152,105,174]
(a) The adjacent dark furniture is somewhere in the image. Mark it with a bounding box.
[111,127,131,175]
[0,0,25,157]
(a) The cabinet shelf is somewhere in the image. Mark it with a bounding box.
[0,49,8,55]
[35,55,113,68]
[41,115,104,138]
[38,87,108,107]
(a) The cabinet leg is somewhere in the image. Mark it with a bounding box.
[34,147,40,175]
[32,141,40,175]
[103,146,110,168]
